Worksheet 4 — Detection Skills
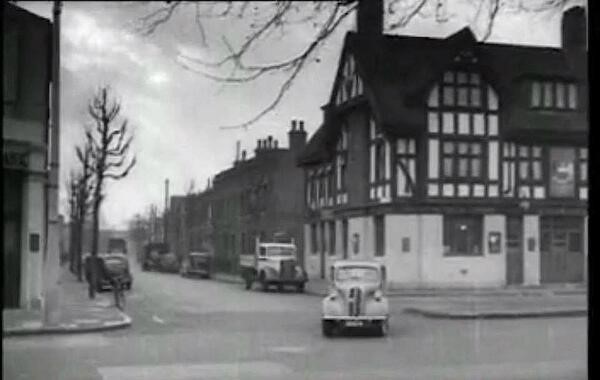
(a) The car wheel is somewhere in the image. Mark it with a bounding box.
[322,320,335,337]
[296,283,305,293]
[376,320,389,337]
[244,276,253,290]
[259,273,268,292]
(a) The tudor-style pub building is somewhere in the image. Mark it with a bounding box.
[298,0,587,288]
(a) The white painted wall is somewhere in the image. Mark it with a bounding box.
[523,215,541,286]
[348,216,374,261]
[420,214,506,287]
[381,214,420,286]
[584,216,588,284]
[23,176,46,308]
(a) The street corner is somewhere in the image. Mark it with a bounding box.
[3,309,132,337]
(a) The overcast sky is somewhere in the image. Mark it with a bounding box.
[18,0,585,230]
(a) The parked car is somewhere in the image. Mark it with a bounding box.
[85,253,133,292]
[239,237,307,292]
[321,260,389,337]
[180,251,213,279]
[142,242,178,272]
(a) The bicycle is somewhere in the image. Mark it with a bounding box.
[111,275,126,311]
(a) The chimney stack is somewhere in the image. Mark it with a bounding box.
[241,150,247,160]
[288,118,307,155]
[267,135,273,149]
[274,140,278,149]
[357,0,383,38]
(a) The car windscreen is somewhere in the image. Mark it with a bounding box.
[104,257,128,271]
[335,266,379,284]
[266,247,295,257]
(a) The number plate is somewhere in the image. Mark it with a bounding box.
[345,320,363,327]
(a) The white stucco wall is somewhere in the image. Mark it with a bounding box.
[304,223,320,279]
[382,214,420,286]
[523,215,541,286]
[22,176,46,308]
[348,216,374,261]
[420,214,506,287]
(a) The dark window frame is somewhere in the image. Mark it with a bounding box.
[374,215,385,257]
[328,221,336,256]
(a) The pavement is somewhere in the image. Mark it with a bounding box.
[214,272,588,319]
[3,266,131,337]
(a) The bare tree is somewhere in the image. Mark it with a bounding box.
[133,0,579,129]
[74,140,95,282]
[86,86,137,299]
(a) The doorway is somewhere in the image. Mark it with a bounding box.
[540,216,584,284]
[506,216,523,285]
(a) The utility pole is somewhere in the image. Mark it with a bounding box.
[44,0,62,325]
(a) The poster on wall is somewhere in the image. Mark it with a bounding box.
[549,147,575,198]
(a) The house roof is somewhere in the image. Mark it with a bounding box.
[298,27,587,166]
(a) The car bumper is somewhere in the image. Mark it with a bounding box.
[322,316,388,327]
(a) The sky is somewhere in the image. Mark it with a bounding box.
[18,0,585,230]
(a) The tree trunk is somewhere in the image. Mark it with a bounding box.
[76,217,83,282]
[89,199,101,299]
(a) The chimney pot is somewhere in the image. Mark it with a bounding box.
[268,135,273,149]
[242,150,247,160]
[274,140,278,149]
[299,120,304,131]
[291,120,297,131]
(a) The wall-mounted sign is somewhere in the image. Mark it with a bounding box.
[352,233,360,255]
[29,233,40,253]
[488,232,501,253]
[549,147,575,198]
[402,237,410,253]
[527,237,536,252]
[3,151,29,170]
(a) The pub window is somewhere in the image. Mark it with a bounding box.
[328,221,336,256]
[336,125,349,192]
[374,215,385,257]
[443,215,483,256]
[441,141,483,181]
[518,145,544,183]
[531,81,578,110]
[579,147,588,183]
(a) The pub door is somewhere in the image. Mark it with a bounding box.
[506,216,523,285]
[3,170,23,309]
[540,216,584,284]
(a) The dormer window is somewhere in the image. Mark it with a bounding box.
[531,81,577,110]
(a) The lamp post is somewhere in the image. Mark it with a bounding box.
[43,0,62,325]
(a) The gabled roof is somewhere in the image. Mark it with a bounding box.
[298,27,586,166]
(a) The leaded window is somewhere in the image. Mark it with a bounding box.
[531,80,578,110]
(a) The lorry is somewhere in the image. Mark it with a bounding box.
[239,236,307,292]
[142,242,178,272]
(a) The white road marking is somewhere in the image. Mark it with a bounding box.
[152,315,165,324]
[3,335,112,351]
[268,346,308,354]
[97,361,292,380]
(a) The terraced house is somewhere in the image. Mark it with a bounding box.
[298,1,587,288]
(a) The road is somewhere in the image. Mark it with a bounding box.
[3,261,587,380]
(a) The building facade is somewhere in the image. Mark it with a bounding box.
[298,2,587,288]
[208,121,308,274]
[3,4,53,309]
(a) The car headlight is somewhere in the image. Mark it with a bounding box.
[374,290,383,302]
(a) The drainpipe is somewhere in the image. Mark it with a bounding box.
[43,0,61,325]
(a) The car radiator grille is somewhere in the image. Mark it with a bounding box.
[348,287,362,316]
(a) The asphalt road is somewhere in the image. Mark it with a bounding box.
[3,261,587,380]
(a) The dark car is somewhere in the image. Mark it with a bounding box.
[86,254,133,291]
[180,251,213,279]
